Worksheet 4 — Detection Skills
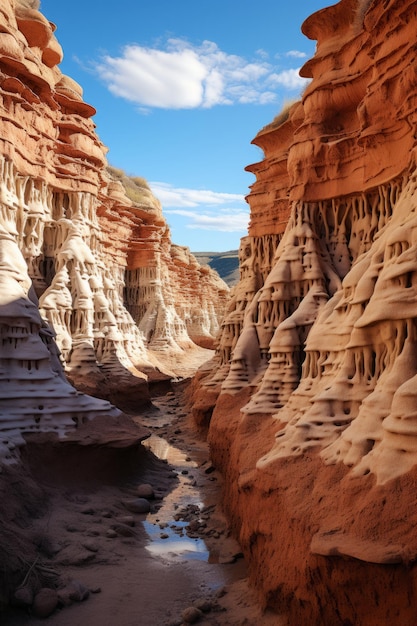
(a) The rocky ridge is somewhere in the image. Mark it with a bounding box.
[191,1,417,624]
[0,0,229,464]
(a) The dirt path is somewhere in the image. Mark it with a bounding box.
[3,381,281,626]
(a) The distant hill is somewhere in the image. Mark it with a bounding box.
[193,250,240,287]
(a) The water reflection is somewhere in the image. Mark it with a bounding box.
[143,434,193,465]
[142,434,209,561]
[143,520,209,561]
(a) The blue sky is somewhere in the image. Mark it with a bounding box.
[39,0,330,252]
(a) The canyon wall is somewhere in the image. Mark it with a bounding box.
[191,0,417,624]
[0,0,229,463]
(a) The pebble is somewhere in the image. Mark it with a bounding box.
[122,498,151,514]
[181,606,203,623]
[32,588,58,618]
[67,580,90,602]
[112,523,136,537]
[82,540,99,552]
[56,546,96,566]
[80,507,95,515]
[65,524,83,533]
[136,483,155,499]
[13,585,33,607]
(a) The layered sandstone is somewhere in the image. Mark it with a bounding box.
[192,1,417,623]
[0,0,228,463]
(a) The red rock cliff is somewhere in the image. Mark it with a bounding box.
[0,0,229,462]
[192,1,417,624]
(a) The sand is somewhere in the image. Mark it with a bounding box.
[1,380,281,626]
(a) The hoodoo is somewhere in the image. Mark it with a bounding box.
[3,0,417,624]
[191,0,417,624]
[0,0,228,463]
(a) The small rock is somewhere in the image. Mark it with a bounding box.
[80,507,95,515]
[101,510,113,518]
[90,586,101,594]
[65,524,83,533]
[160,533,169,539]
[56,546,96,566]
[112,523,136,537]
[106,529,117,538]
[67,580,90,602]
[32,588,58,618]
[136,483,155,499]
[13,585,33,607]
[81,540,99,553]
[181,606,203,623]
[118,515,135,526]
[122,498,151,514]
[57,588,73,607]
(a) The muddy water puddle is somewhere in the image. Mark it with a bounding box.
[136,391,247,574]
[141,430,216,563]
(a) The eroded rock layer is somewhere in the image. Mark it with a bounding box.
[192,1,417,623]
[0,0,229,463]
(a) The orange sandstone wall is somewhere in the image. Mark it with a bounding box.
[0,0,229,460]
[192,1,417,623]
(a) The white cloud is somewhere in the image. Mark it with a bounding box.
[165,208,250,232]
[286,50,308,59]
[93,39,308,110]
[150,182,244,208]
[149,182,249,232]
[269,68,309,91]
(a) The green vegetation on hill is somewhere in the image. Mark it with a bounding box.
[193,250,239,287]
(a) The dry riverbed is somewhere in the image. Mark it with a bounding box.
[2,381,279,626]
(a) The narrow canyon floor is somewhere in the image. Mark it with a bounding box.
[2,375,281,626]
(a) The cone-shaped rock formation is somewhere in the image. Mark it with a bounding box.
[191,1,417,623]
[0,0,229,463]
